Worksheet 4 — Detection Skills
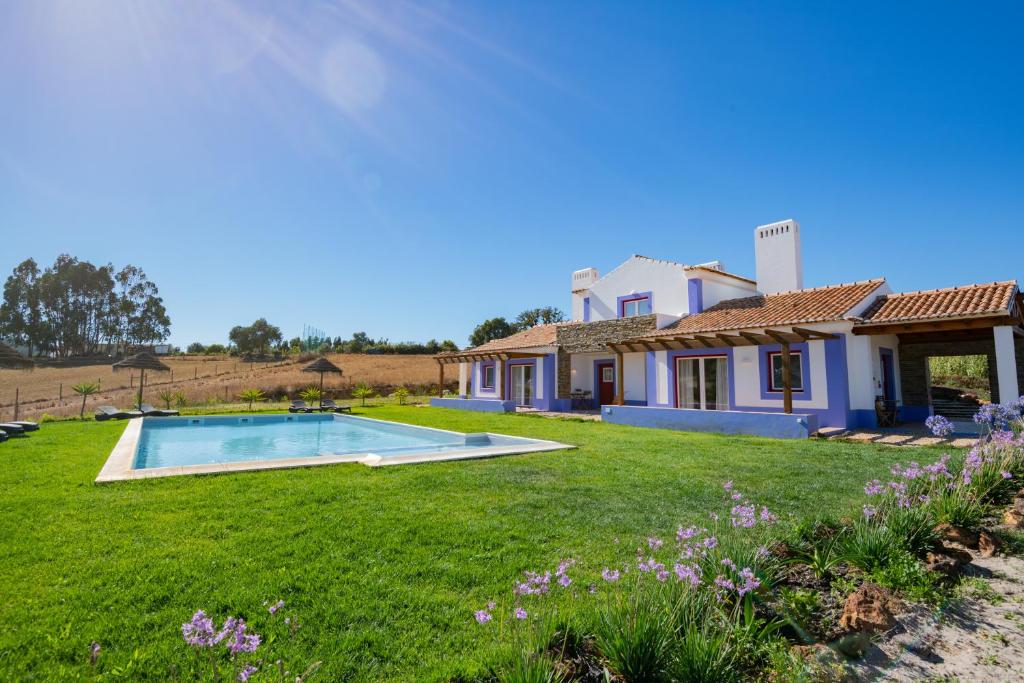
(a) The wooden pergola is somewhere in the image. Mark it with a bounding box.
[433,351,549,399]
[607,326,838,413]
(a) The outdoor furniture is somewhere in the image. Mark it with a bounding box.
[0,431,7,443]
[94,406,144,421]
[0,423,26,436]
[301,357,343,412]
[139,403,180,417]
[875,398,899,427]
[9,421,38,431]
[288,400,316,413]
[570,390,592,411]
[320,399,352,414]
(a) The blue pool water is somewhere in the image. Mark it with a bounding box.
[133,413,537,469]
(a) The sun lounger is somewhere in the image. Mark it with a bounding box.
[94,406,144,421]
[0,431,7,443]
[288,400,316,413]
[0,423,26,436]
[320,399,352,414]
[9,421,39,431]
[139,403,180,417]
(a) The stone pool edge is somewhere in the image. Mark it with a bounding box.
[95,415,574,483]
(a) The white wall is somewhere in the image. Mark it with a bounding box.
[570,351,646,403]
[700,275,758,309]
[732,340,831,410]
[754,219,803,295]
[582,256,690,321]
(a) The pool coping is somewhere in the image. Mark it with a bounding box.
[95,413,574,483]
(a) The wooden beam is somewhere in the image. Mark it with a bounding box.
[671,337,697,349]
[714,333,750,347]
[438,362,445,397]
[737,331,772,345]
[693,335,720,348]
[781,341,793,414]
[615,350,625,406]
[763,329,802,345]
[852,315,1014,336]
[791,326,838,341]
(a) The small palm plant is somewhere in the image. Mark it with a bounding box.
[351,382,375,407]
[158,389,176,410]
[72,382,101,418]
[391,386,410,405]
[239,388,267,411]
[173,391,188,408]
[299,385,321,406]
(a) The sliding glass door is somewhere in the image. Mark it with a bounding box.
[509,364,534,407]
[675,356,728,410]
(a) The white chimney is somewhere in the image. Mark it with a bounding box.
[571,267,599,321]
[754,219,803,295]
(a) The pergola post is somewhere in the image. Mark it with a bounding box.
[615,350,625,405]
[781,342,793,414]
[496,358,504,400]
[993,325,1020,403]
[458,362,468,397]
[437,361,445,397]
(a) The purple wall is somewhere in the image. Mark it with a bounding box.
[687,279,703,314]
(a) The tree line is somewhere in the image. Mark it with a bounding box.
[0,255,170,358]
[186,320,460,356]
[468,306,565,347]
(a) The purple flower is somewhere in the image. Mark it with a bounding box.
[1002,471,1013,479]
[703,536,718,549]
[676,525,698,542]
[514,608,528,620]
[601,568,620,582]
[474,610,492,624]
[222,619,260,655]
[89,642,100,665]
[925,415,954,438]
[487,601,496,610]
[558,574,572,588]
[648,536,663,550]
[864,480,884,495]
[736,567,761,596]
[674,563,700,586]
[731,492,743,501]
[862,505,877,519]
[238,664,258,682]
[182,610,217,647]
[759,507,777,524]
[723,480,733,491]
[268,599,285,614]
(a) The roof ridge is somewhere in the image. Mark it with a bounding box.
[877,280,1018,299]
[764,278,886,297]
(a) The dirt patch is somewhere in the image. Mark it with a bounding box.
[848,554,1024,681]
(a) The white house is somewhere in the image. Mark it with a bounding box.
[433,219,1024,438]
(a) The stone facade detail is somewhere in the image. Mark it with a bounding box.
[555,315,659,354]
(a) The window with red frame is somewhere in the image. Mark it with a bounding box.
[620,295,651,318]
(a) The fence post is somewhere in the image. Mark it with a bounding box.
[59,383,63,401]
[194,367,198,380]
[14,387,19,421]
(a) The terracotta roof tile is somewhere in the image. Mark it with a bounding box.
[641,280,885,337]
[470,323,560,352]
[856,281,1018,325]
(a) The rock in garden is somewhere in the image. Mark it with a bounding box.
[839,582,899,634]
[1003,507,1024,529]
[924,551,961,576]
[978,530,1000,557]
[934,523,979,548]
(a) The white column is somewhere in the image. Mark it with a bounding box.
[458,362,468,397]
[846,334,876,410]
[994,326,1020,403]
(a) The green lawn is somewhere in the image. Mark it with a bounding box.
[0,408,944,681]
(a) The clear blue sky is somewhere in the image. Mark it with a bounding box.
[2,1,1021,348]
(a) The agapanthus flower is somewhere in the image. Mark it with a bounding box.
[676,526,698,542]
[925,415,954,438]
[268,599,285,614]
[474,610,492,624]
[557,574,572,588]
[237,664,258,682]
[864,479,884,495]
[703,536,718,549]
[648,536,663,550]
[1002,471,1013,479]
[736,567,761,596]
[674,563,700,586]
[514,608,528,620]
[222,619,260,655]
[601,568,620,582]
[862,505,877,519]
[723,480,733,491]
[656,570,670,582]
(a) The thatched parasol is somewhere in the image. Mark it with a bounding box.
[302,356,343,409]
[0,342,32,368]
[113,352,170,410]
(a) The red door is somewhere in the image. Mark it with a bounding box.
[597,362,615,406]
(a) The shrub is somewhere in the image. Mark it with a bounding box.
[869,549,940,603]
[672,624,739,683]
[838,520,905,573]
[298,386,321,405]
[594,584,679,683]
[391,386,410,405]
[931,486,985,531]
[882,504,938,556]
[71,382,101,418]
[238,388,267,412]
[351,382,375,407]
[158,390,176,410]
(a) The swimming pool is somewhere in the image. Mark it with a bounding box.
[96,413,572,482]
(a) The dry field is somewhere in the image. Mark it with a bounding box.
[0,354,447,421]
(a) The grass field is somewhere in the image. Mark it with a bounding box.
[0,354,445,421]
[0,408,944,681]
